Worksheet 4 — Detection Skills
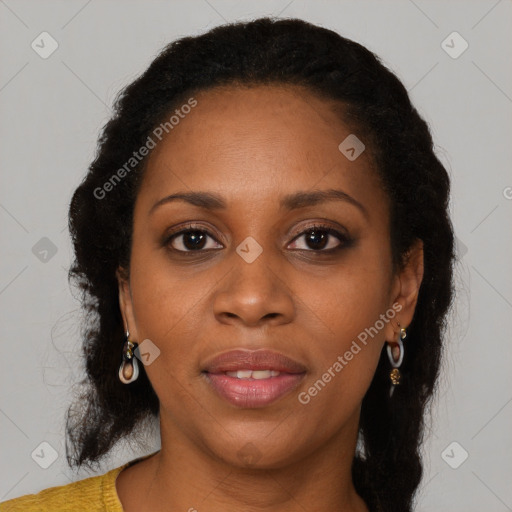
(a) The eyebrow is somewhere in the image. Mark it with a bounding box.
[149,188,369,218]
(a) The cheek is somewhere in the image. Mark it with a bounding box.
[295,293,385,434]
[128,249,209,369]
[294,253,391,406]
[302,251,392,343]
[128,261,208,413]
[301,292,385,398]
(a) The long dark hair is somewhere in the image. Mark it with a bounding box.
[66,17,455,512]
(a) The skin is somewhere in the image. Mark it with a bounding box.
[115,84,424,512]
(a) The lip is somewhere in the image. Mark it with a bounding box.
[202,349,307,374]
[202,349,307,408]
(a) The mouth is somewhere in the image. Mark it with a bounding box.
[201,349,307,408]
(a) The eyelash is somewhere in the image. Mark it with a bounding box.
[163,223,353,255]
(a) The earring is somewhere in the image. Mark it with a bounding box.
[119,330,139,384]
[386,324,407,397]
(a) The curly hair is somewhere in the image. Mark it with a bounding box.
[66,17,455,512]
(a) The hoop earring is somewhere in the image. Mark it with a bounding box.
[386,325,407,397]
[119,330,139,384]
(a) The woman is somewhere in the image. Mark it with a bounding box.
[1,17,454,512]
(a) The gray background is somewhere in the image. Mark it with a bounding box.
[1,0,511,510]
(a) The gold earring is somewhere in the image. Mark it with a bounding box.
[386,324,407,396]
[119,330,139,384]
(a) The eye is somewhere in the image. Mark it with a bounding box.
[288,224,351,252]
[164,223,351,254]
[165,225,223,252]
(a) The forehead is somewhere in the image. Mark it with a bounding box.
[138,84,385,215]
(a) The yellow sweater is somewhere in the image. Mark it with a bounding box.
[0,452,156,512]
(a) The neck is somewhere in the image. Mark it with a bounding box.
[133,411,368,512]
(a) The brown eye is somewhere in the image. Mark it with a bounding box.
[288,225,351,252]
[167,228,223,252]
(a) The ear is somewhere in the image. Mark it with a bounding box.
[385,238,424,341]
[116,267,140,341]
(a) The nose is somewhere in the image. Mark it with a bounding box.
[212,246,295,328]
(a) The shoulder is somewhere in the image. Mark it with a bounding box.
[0,461,130,512]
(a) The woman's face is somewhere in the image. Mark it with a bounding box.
[118,84,421,468]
